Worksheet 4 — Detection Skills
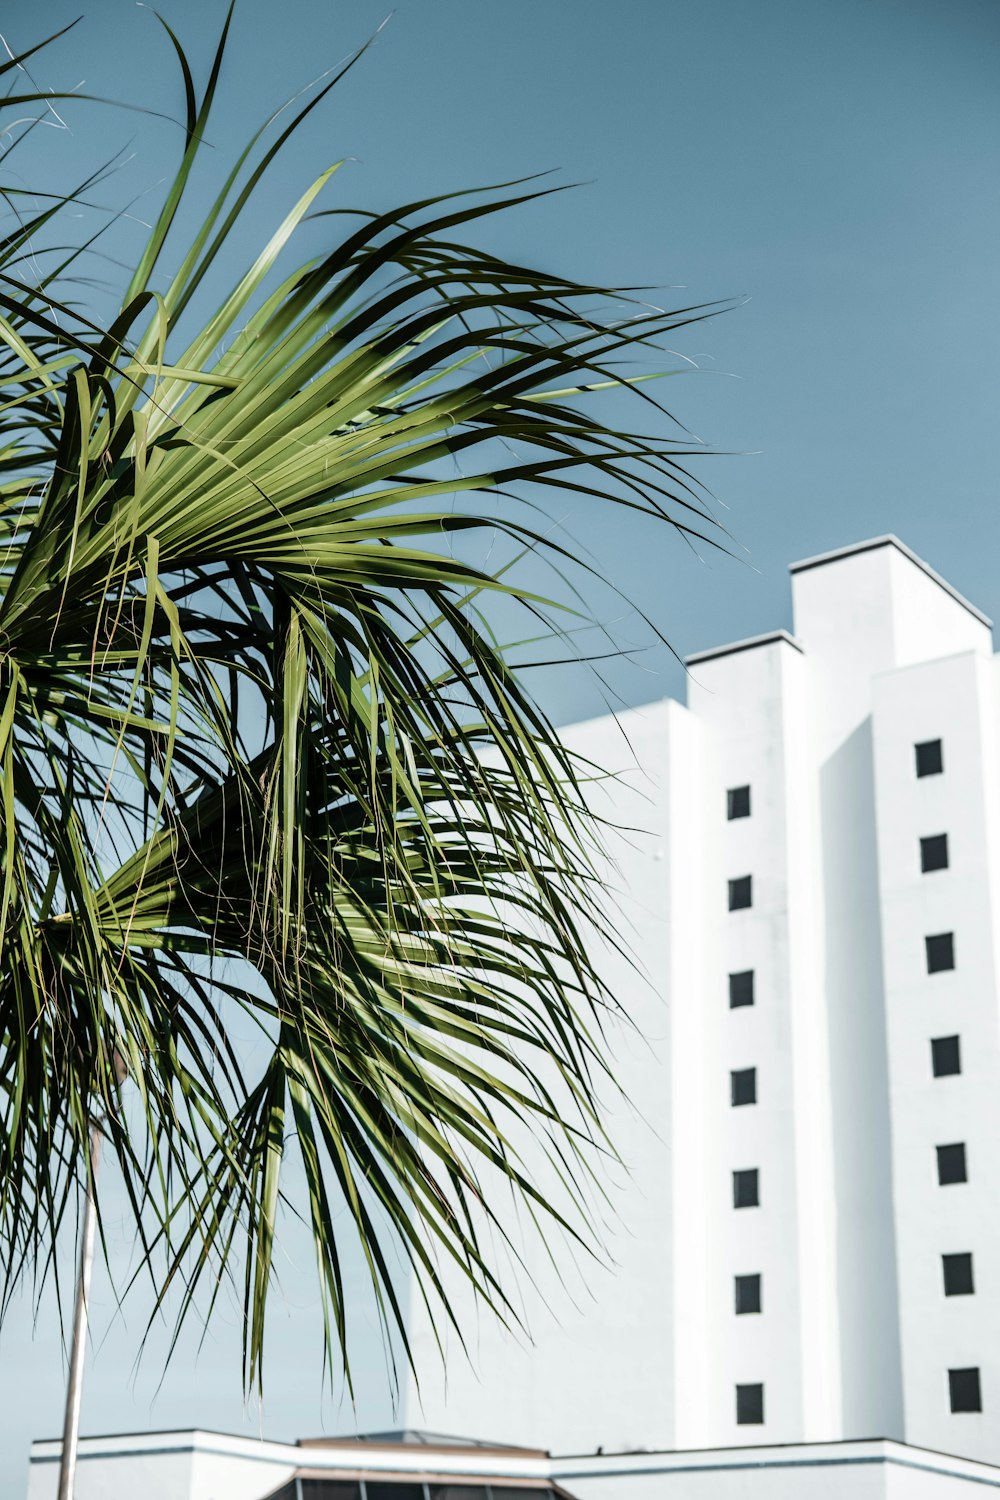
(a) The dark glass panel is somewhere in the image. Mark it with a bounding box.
[949,1367,982,1413]
[736,1383,764,1424]
[733,1168,759,1208]
[915,739,943,777]
[429,1487,488,1500]
[730,1068,757,1107]
[727,785,751,820]
[366,1484,425,1500]
[735,1273,761,1314]
[931,1035,961,1077]
[926,932,955,973]
[937,1143,968,1185]
[300,1485,363,1500]
[943,1253,975,1297]
[728,970,755,1008]
[920,834,949,873]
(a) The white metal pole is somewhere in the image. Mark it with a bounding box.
[57,1122,101,1500]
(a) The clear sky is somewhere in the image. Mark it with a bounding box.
[1,0,998,1492]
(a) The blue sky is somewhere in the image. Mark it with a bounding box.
[1,0,998,1491]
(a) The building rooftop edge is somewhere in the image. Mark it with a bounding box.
[789,535,993,628]
[685,628,803,666]
[27,1428,549,1470]
[300,1437,547,1457]
[552,1435,993,1467]
[28,1431,1000,1484]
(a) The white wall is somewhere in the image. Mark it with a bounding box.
[402,699,679,1453]
[666,695,710,1447]
[27,1446,194,1500]
[26,1433,297,1500]
[555,1439,1000,1500]
[682,636,810,1446]
[872,649,1000,1464]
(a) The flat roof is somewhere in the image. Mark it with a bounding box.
[300,1435,546,1458]
[685,628,803,667]
[789,535,992,628]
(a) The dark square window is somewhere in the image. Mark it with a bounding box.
[916,739,944,778]
[921,834,950,873]
[729,970,755,1008]
[728,876,752,911]
[932,1035,962,1078]
[731,1067,757,1106]
[949,1367,982,1413]
[735,1273,761,1314]
[937,1143,968,1185]
[733,1168,759,1208]
[727,785,751,820]
[736,1383,764,1425]
[926,932,955,973]
[943,1252,975,1297]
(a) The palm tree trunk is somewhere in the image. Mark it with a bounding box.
[57,1123,101,1500]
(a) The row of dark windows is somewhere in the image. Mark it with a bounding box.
[726,742,977,1425]
[723,739,943,828]
[730,1138,969,1205]
[734,1366,980,1425]
[274,1481,553,1500]
[912,753,975,1400]
[726,931,955,1013]
[912,744,983,1412]
[732,1252,974,1318]
[726,1034,960,1104]
[726,836,949,913]
[730,941,954,986]
[912,756,981,1407]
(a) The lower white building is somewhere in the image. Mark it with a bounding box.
[25,1427,1000,1500]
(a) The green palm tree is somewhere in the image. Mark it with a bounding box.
[0,12,724,1402]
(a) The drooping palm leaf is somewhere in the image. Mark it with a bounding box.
[0,13,728,1391]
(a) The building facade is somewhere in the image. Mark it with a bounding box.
[402,536,1000,1469]
[28,536,1000,1497]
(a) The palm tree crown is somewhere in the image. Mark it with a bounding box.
[0,12,725,1393]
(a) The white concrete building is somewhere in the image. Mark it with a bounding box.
[27,536,1000,1496]
[401,536,1000,1471]
[26,1427,1000,1500]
